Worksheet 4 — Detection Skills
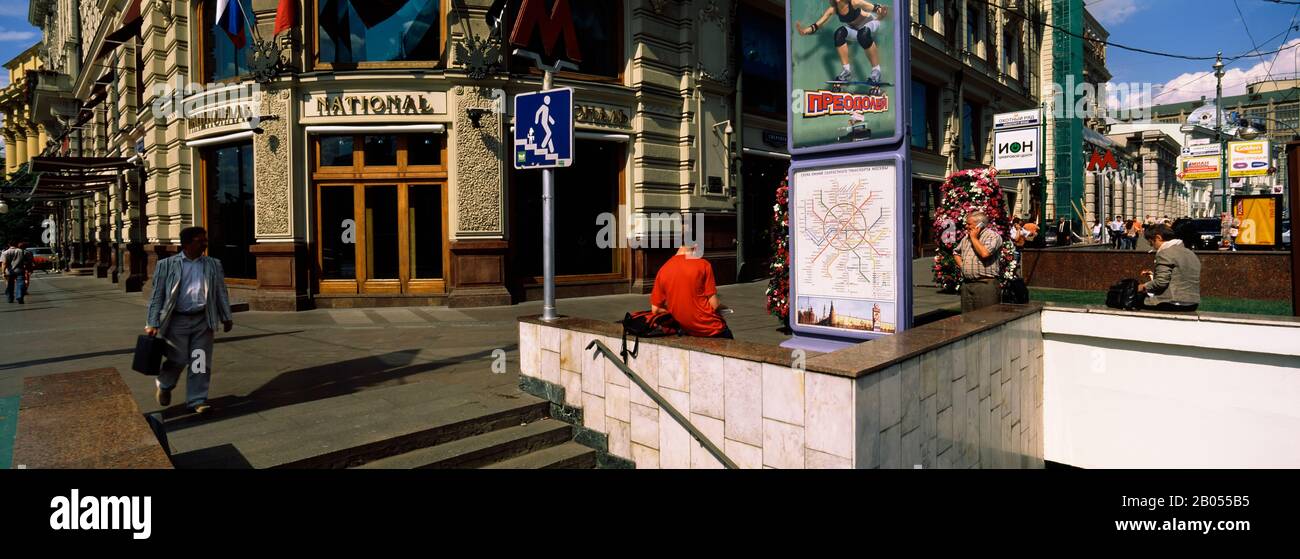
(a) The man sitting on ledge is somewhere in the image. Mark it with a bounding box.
[650,241,733,339]
[1138,223,1201,312]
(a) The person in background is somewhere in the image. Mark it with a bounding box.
[1021,218,1039,249]
[954,211,1004,313]
[1132,217,1144,250]
[2,240,25,304]
[1138,223,1201,312]
[1124,218,1137,250]
[1009,217,1030,272]
[650,239,732,339]
[1092,220,1104,244]
[17,242,33,301]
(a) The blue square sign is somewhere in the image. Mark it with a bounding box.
[514,88,574,169]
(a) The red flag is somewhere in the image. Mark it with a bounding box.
[274,0,298,35]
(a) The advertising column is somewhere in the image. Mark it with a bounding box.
[784,0,910,351]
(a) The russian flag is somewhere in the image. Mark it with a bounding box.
[274,0,298,36]
[216,0,247,49]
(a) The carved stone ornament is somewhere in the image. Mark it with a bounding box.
[455,35,502,81]
[701,0,725,28]
[650,0,669,14]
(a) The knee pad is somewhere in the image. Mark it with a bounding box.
[834,26,849,47]
[857,27,874,49]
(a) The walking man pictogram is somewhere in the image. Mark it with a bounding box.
[535,96,555,153]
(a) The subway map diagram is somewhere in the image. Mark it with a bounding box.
[792,164,898,333]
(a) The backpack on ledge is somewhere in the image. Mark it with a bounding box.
[618,311,681,363]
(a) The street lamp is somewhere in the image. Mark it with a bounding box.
[0,199,8,214]
[1214,52,1227,214]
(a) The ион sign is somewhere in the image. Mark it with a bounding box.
[510,0,584,63]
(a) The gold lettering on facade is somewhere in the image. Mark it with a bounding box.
[312,94,440,117]
[575,104,631,128]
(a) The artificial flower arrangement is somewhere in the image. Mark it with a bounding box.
[932,167,1018,290]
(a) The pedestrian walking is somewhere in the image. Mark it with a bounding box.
[2,240,26,304]
[144,226,234,415]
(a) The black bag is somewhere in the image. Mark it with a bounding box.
[132,334,166,376]
[1001,278,1030,304]
[618,311,681,363]
[1105,278,1142,310]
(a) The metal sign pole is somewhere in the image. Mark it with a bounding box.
[541,69,557,321]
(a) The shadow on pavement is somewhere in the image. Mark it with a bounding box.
[161,345,515,431]
[170,444,255,469]
[0,330,306,371]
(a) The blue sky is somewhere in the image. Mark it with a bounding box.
[0,1,40,86]
[1093,0,1300,107]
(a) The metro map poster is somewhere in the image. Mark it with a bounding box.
[790,161,902,339]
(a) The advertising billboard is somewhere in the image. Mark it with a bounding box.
[789,153,910,341]
[1178,155,1222,181]
[787,0,905,153]
[1232,195,1283,248]
[1228,140,1271,178]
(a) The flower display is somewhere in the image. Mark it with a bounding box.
[766,178,791,323]
[931,168,1018,289]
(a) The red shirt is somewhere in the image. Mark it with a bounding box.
[650,254,727,337]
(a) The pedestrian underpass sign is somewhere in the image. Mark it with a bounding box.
[514,88,574,169]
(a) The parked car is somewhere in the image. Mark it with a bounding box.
[1173,218,1222,251]
[25,246,56,270]
[1283,218,1291,248]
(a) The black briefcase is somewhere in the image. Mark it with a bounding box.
[132,334,165,376]
[1105,279,1141,310]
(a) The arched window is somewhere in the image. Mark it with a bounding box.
[200,0,254,82]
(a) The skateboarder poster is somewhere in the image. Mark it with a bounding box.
[787,0,904,153]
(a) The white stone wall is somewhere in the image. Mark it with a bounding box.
[1043,307,1300,468]
[520,313,1046,469]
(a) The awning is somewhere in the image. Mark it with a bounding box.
[101,0,143,58]
[28,157,134,173]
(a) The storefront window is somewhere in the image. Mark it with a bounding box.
[318,0,443,66]
[320,186,356,280]
[363,135,398,166]
[365,186,400,280]
[201,0,254,82]
[408,134,443,166]
[319,135,355,167]
[741,6,784,117]
[203,142,256,279]
[514,139,622,277]
[408,186,444,279]
[508,0,622,79]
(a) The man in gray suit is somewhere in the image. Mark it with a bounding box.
[1138,223,1201,312]
[145,226,234,414]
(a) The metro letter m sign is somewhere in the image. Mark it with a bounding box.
[510,0,584,63]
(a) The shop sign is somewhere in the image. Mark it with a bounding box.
[308,92,447,118]
[993,109,1041,130]
[574,103,631,129]
[1177,155,1222,181]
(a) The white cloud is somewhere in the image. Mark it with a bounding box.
[0,27,37,42]
[1088,0,1141,26]
[1141,38,1300,107]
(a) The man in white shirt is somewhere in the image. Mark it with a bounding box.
[144,226,233,415]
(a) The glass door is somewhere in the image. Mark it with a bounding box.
[316,182,447,294]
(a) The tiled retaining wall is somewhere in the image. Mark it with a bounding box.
[519,304,1046,469]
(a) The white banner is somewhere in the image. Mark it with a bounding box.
[993,109,1042,130]
[993,127,1041,177]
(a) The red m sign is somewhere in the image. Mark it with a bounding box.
[510,0,584,63]
[1086,149,1118,172]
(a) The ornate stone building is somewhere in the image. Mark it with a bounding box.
[1,43,49,176]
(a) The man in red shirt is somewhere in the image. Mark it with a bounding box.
[650,243,732,339]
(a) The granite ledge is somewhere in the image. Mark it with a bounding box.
[1041,302,1300,328]
[522,302,1044,379]
[802,303,1045,378]
[517,315,822,367]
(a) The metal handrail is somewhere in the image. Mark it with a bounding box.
[586,339,738,469]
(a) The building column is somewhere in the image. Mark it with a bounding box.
[12,129,27,169]
[26,126,39,161]
[2,131,15,174]
[448,85,511,308]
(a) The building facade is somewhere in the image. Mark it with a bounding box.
[24,0,1054,310]
[1,43,48,176]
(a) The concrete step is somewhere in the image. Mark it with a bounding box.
[265,395,550,469]
[354,418,573,469]
[482,441,599,469]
